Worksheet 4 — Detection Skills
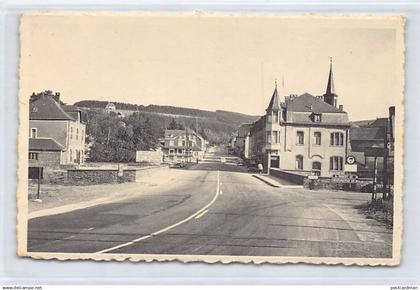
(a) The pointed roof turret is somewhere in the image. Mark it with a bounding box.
[325,57,335,95]
[266,80,281,112]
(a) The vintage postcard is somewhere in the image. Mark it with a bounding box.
[17,13,404,265]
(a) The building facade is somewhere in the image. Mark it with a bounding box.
[348,106,395,183]
[29,91,86,165]
[159,129,206,163]
[235,123,253,158]
[249,60,350,178]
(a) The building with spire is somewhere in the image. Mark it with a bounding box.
[323,57,338,107]
[248,59,350,178]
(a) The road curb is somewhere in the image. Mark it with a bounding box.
[252,174,281,187]
[252,174,304,189]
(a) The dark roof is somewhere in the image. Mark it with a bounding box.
[29,138,64,151]
[164,129,201,138]
[325,61,335,95]
[350,127,385,141]
[266,87,281,111]
[30,96,75,120]
[250,115,266,133]
[165,129,184,137]
[285,93,344,114]
[368,118,387,128]
[237,123,253,137]
[349,151,366,165]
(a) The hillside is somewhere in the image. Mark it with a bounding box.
[74,100,259,131]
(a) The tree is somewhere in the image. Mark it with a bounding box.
[167,118,184,130]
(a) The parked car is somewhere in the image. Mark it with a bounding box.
[171,162,187,168]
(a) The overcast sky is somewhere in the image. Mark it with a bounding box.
[20,14,404,121]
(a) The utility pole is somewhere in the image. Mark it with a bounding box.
[383,124,389,200]
[372,156,378,202]
[37,167,41,200]
[185,127,189,163]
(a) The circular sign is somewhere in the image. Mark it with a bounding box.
[346,155,356,165]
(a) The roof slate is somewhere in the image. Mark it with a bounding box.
[285,93,344,114]
[29,138,64,151]
[30,96,75,120]
[266,87,281,111]
[164,129,202,139]
[350,127,385,141]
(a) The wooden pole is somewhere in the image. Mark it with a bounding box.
[383,126,389,200]
[372,156,378,202]
[37,167,41,200]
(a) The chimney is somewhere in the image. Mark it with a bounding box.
[339,104,343,111]
[389,106,395,140]
[52,92,60,103]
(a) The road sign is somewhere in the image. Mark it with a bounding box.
[344,164,357,172]
[308,175,319,180]
[346,155,356,165]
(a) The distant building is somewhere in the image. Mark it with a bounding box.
[105,102,116,113]
[235,123,253,158]
[160,129,206,163]
[28,138,65,179]
[136,148,164,164]
[29,91,86,167]
[349,107,395,183]
[248,59,350,177]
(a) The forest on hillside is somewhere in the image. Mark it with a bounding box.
[83,108,246,162]
[74,100,258,128]
[74,100,259,162]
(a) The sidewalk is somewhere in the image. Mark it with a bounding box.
[28,166,171,219]
[252,174,303,189]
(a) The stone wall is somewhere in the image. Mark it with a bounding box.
[303,177,373,192]
[136,149,163,164]
[29,150,62,169]
[123,169,136,182]
[67,169,137,184]
[270,168,306,185]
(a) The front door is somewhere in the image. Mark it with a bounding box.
[270,155,280,168]
[312,161,321,176]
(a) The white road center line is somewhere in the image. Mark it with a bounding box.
[95,170,221,254]
[194,209,209,219]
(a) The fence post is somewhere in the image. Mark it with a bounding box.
[37,167,41,200]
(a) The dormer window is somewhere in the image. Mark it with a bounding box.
[312,113,322,122]
[267,113,273,123]
[31,128,37,138]
[273,111,279,123]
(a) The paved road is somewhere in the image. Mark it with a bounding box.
[28,147,392,258]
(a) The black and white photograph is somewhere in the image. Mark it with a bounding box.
[17,13,404,265]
